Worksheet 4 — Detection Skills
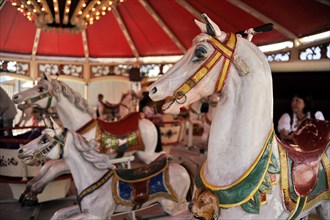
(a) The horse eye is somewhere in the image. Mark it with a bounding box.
[37,87,45,93]
[192,47,207,63]
[40,136,50,144]
[195,47,207,59]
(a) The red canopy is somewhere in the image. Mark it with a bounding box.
[1,0,329,58]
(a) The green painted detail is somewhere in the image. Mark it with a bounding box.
[288,157,327,202]
[289,197,307,220]
[269,153,280,174]
[127,132,139,146]
[100,132,139,151]
[101,133,120,149]
[195,132,274,210]
[241,191,260,214]
[259,172,272,194]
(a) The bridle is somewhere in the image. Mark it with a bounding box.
[33,128,68,160]
[29,91,53,111]
[167,33,237,106]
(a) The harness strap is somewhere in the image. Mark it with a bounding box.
[209,33,237,92]
[30,92,53,110]
[171,33,237,103]
[77,169,114,210]
[33,128,68,160]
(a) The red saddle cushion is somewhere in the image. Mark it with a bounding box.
[279,118,330,196]
[96,112,141,136]
[281,119,330,162]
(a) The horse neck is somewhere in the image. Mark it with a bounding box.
[204,41,274,186]
[55,93,93,131]
[63,133,107,193]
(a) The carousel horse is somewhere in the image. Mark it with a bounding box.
[149,13,330,219]
[103,91,137,121]
[12,73,161,205]
[15,103,58,127]
[17,127,193,219]
[189,93,219,125]
[189,94,218,137]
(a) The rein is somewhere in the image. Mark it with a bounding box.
[33,128,68,160]
[168,33,237,105]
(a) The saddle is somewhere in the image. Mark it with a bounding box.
[96,112,141,136]
[115,153,171,180]
[278,118,330,196]
[114,154,172,205]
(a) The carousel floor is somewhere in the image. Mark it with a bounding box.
[0,144,206,220]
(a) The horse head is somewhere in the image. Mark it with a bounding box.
[13,73,60,111]
[189,186,220,220]
[18,127,68,165]
[149,13,270,116]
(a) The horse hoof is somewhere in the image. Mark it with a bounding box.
[18,194,26,203]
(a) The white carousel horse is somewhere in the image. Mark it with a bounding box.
[12,74,160,204]
[17,127,192,219]
[184,94,218,148]
[149,14,330,220]
[15,104,59,127]
[189,93,218,124]
[100,90,138,122]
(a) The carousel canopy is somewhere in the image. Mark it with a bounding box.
[1,0,330,60]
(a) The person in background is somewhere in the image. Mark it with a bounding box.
[96,93,106,120]
[277,94,324,141]
[0,87,17,137]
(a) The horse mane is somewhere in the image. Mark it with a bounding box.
[72,131,115,170]
[47,78,94,116]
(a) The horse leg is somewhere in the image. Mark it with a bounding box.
[19,160,56,204]
[158,163,191,216]
[316,201,330,220]
[20,160,70,205]
[158,199,189,216]
[50,205,81,220]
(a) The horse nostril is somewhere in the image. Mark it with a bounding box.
[151,87,157,94]
[18,149,23,154]
[13,94,19,100]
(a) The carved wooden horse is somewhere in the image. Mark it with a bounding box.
[149,13,330,220]
[18,128,192,219]
[12,74,161,205]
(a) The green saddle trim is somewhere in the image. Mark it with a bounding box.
[195,129,278,214]
[288,196,307,220]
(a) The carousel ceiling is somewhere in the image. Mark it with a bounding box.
[0,0,330,60]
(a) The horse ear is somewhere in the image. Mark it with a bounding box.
[201,13,222,38]
[42,72,52,81]
[194,19,207,33]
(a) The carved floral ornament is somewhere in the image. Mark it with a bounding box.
[38,63,83,77]
[90,65,129,78]
[0,60,30,76]
[9,0,124,33]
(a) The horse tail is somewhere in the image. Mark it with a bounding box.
[179,161,195,202]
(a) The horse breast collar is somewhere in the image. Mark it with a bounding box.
[195,128,280,214]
